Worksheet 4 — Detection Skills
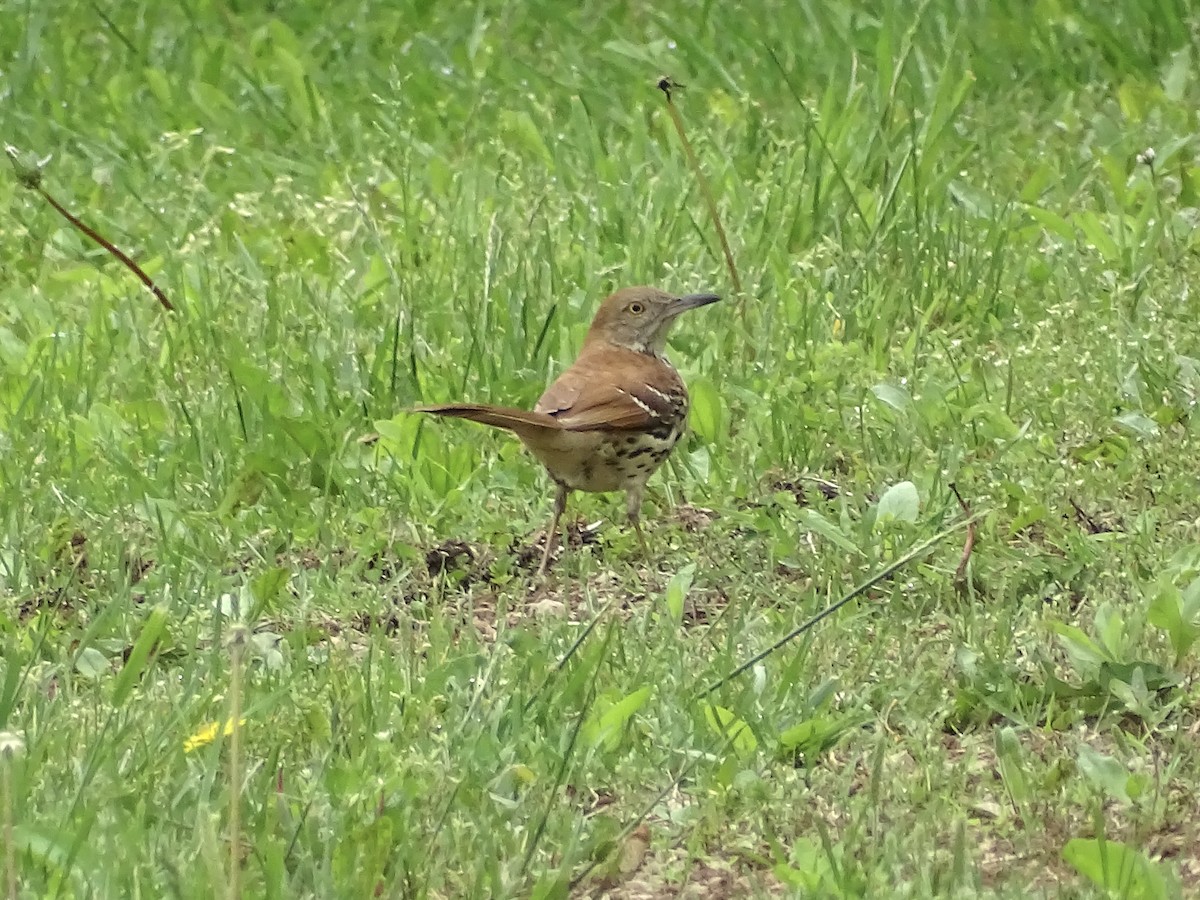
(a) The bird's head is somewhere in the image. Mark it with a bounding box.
[583,286,721,355]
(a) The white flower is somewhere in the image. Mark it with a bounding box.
[0,731,25,760]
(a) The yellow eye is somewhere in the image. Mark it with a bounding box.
[628,302,645,314]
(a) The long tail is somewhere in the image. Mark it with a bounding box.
[413,403,561,434]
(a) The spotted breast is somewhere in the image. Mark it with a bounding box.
[531,349,689,497]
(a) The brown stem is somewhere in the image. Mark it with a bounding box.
[34,185,174,312]
[950,483,976,583]
[657,77,742,298]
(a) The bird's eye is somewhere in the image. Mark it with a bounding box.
[628,302,645,314]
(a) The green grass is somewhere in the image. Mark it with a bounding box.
[3,0,1200,896]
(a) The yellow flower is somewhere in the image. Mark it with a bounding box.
[183,717,246,753]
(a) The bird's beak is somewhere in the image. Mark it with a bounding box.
[673,292,722,312]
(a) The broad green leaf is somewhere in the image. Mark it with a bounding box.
[875,481,920,526]
[962,402,1019,441]
[278,415,329,459]
[251,567,291,608]
[663,563,695,626]
[774,837,837,892]
[373,414,422,458]
[1117,79,1152,123]
[1097,661,1179,694]
[995,727,1029,805]
[688,377,723,444]
[1076,744,1131,804]
[274,46,314,128]
[1009,503,1048,534]
[1161,46,1191,102]
[687,446,710,481]
[1062,838,1169,900]
[1094,603,1129,658]
[1020,162,1059,203]
[703,704,757,759]
[75,647,109,679]
[1049,621,1111,669]
[1075,211,1120,262]
[584,687,651,752]
[1149,576,1200,664]
[143,68,172,106]
[189,81,236,118]
[1115,412,1160,439]
[1024,204,1076,242]
[870,383,911,412]
[777,712,859,764]
[1148,584,1187,649]
[948,180,994,217]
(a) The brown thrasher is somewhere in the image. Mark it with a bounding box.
[416,285,720,574]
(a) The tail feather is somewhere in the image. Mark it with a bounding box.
[413,403,561,433]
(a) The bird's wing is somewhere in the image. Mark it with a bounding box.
[535,347,685,432]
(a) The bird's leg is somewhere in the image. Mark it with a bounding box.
[625,485,648,556]
[537,483,570,576]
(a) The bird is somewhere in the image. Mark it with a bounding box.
[415,285,721,575]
